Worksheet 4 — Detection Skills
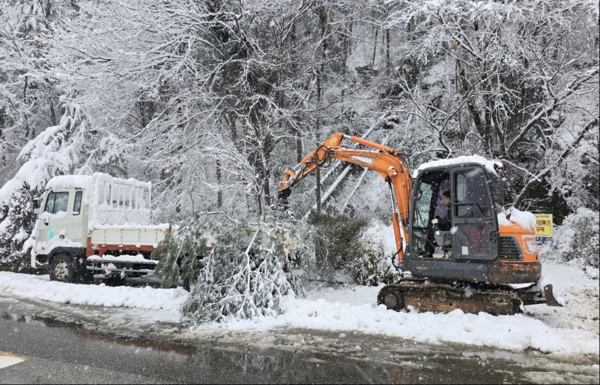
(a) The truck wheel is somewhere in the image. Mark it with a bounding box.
[183,266,202,292]
[49,254,77,283]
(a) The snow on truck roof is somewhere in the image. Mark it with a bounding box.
[413,155,502,178]
[45,173,151,191]
[44,173,154,228]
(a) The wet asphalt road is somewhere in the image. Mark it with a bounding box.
[1,278,598,384]
[0,308,530,384]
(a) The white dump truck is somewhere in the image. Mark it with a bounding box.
[31,173,170,284]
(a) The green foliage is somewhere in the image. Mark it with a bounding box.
[304,213,403,286]
[346,240,403,286]
[0,182,37,273]
[151,222,210,288]
[180,216,304,324]
[306,211,368,283]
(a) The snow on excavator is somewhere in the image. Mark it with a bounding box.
[277,132,562,315]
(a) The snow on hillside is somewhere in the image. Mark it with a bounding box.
[0,261,597,356]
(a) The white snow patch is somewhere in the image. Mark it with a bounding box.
[0,260,597,356]
[0,272,186,311]
[414,155,502,177]
[88,253,158,264]
[506,207,537,230]
[198,262,599,356]
[361,221,397,255]
[497,212,511,226]
[45,175,93,191]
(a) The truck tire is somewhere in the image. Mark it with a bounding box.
[183,265,203,292]
[49,254,78,283]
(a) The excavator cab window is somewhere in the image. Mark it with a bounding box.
[454,170,492,218]
[451,166,499,261]
[410,171,450,258]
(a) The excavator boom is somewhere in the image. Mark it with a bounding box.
[277,132,412,262]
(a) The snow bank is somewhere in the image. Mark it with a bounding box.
[0,263,597,356]
[0,272,187,311]
[213,262,599,356]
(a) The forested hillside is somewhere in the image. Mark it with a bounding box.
[1,0,598,271]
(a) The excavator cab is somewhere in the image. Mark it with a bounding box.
[407,163,502,283]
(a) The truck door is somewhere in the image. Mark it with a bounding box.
[37,190,71,252]
[451,166,499,261]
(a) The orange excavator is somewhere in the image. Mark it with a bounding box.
[278,132,561,315]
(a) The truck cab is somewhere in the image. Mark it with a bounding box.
[34,182,88,264]
[32,173,167,283]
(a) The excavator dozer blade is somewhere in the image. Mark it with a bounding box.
[543,284,563,307]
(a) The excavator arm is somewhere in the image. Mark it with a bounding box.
[277,132,413,263]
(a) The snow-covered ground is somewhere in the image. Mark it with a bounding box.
[0,261,597,358]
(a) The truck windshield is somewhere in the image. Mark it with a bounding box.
[44,192,69,214]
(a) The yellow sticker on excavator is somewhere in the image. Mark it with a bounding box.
[534,214,553,241]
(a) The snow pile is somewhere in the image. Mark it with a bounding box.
[506,207,536,230]
[219,262,599,355]
[0,272,187,311]
[497,207,537,230]
[0,260,597,355]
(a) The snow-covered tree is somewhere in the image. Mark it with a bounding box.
[385,0,599,216]
[179,215,305,324]
[0,101,123,270]
[0,182,35,271]
[0,0,79,184]
[550,208,599,271]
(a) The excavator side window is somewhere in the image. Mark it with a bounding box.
[454,169,492,218]
[411,181,434,256]
[452,167,498,260]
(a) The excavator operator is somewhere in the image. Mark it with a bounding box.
[425,190,451,256]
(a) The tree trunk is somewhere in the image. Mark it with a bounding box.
[49,97,57,127]
[216,159,222,208]
[385,28,390,75]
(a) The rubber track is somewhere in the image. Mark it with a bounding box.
[377,279,522,315]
